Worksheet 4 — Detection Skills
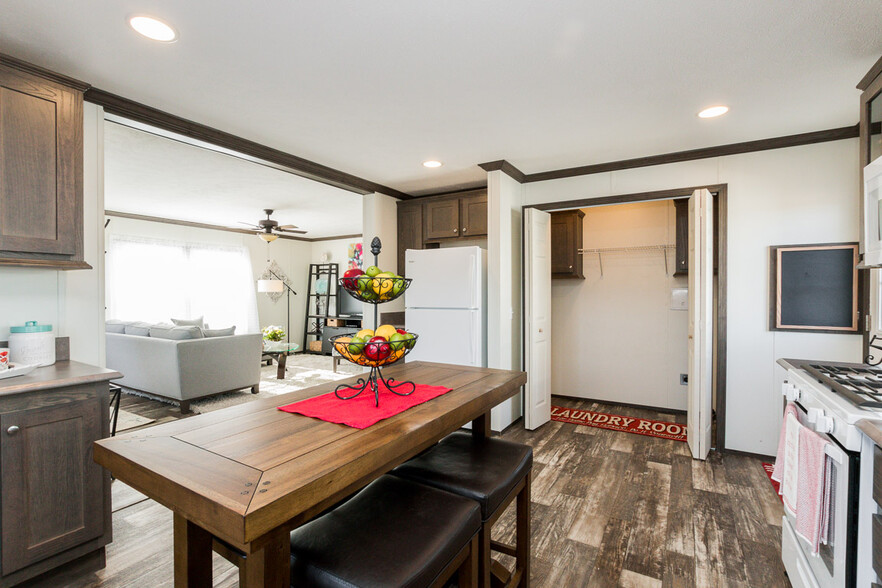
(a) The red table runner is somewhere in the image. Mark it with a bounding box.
[278,381,453,429]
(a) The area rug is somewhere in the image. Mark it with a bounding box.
[114,409,154,432]
[550,406,687,442]
[762,462,783,501]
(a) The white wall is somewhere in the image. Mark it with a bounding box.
[552,201,689,410]
[104,217,312,346]
[362,192,402,317]
[487,170,525,429]
[310,237,362,269]
[0,102,106,366]
[521,139,862,455]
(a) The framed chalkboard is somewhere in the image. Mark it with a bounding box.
[770,243,859,333]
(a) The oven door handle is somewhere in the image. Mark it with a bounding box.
[824,443,845,465]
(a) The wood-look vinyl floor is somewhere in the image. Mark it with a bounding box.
[22,395,789,587]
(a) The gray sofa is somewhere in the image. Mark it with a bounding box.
[106,331,263,413]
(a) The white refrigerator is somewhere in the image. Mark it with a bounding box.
[405,247,517,431]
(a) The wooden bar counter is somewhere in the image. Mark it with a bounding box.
[93,361,527,587]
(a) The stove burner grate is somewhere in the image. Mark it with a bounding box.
[803,363,882,409]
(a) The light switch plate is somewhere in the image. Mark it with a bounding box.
[671,288,688,310]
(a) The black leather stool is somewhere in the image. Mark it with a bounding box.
[392,432,532,588]
[289,475,481,587]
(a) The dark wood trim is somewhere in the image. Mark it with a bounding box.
[410,182,488,200]
[105,210,360,243]
[532,184,726,212]
[85,88,411,200]
[0,53,90,92]
[858,55,882,91]
[478,160,526,183]
[525,184,729,451]
[523,126,859,183]
[0,258,92,270]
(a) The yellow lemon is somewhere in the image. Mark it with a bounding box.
[372,276,394,296]
[375,324,397,340]
[356,329,374,339]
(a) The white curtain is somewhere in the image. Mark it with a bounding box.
[106,235,260,333]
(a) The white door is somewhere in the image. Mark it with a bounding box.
[525,208,552,430]
[687,189,714,460]
[869,268,881,359]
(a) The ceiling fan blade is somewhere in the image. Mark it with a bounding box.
[238,221,261,229]
[277,224,299,229]
[277,228,308,234]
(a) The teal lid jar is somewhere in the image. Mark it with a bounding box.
[8,321,55,367]
[10,321,53,333]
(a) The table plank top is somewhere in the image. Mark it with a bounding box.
[94,361,527,546]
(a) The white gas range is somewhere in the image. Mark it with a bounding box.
[778,358,882,588]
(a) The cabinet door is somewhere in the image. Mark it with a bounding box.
[460,192,488,237]
[424,199,460,240]
[550,210,584,278]
[1,397,105,573]
[674,199,688,275]
[397,201,423,276]
[0,62,83,258]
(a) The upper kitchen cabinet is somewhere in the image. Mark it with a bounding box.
[859,56,882,169]
[424,198,460,240]
[0,55,90,270]
[397,200,423,277]
[551,209,584,279]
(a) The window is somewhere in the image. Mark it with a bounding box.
[106,235,259,333]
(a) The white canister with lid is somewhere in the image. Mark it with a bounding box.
[9,321,55,367]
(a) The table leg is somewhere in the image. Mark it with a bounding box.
[173,513,213,588]
[277,353,287,380]
[471,411,492,439]
[240,529,290,588]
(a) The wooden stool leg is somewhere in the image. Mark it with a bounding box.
[479,523,492,588]
[458,535,479,588]
[516,472,531,587]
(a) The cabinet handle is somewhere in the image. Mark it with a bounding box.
[568,265,573,269]
[454,228,458,233]
[7,426,19,436]
[463,227,467,232]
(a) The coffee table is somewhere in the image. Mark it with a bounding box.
[261,343,299,379]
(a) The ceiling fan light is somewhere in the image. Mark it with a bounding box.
[259,233,279,243]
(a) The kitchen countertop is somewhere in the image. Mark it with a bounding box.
[0,360,121,397]
[857,419,882,447]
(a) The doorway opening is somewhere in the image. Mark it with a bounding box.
[523,184,728,452]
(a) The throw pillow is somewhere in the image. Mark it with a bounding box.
[202,326,236,337]
[149,325,205,340]
[124,322,153,337]
[105,319,132,333]
[171,316,204,329]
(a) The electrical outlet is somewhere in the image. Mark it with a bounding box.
[679,373,688,385]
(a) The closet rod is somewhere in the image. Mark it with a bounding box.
[577,244,675,277]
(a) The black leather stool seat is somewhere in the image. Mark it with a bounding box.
[392,432,533,520]
[289,475,480,588]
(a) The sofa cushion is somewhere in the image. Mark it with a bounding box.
[150,325,205,340]
[105,319,132,334]
[124,321,153,336]
[172,316,204,329]
[202,326,236,337]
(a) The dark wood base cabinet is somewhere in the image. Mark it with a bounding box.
[0,362,118,587]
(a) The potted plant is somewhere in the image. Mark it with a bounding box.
[262,325,287,352]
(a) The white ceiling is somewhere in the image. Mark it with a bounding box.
[104,122,363,238]
[3,1,882,195]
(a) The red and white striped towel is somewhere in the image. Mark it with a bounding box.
[795,425,833,554]
[771,403,800,514]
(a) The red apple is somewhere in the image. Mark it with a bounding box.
[365,336,391,361]
[396,328,407,335]
[342,268,364,289]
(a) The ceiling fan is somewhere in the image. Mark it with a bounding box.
[239,209,307,242]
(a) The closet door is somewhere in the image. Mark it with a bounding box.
[525,208,552,430]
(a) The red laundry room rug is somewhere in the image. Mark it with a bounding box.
[761,462,783,501]
[550,406,687,442]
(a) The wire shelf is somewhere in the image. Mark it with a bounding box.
[576,244,676,277]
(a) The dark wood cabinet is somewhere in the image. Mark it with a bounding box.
[396,189,488,269]
[551,209,584,279]
[0,55,89,270]
[0,362,117,587]
[397,200,423,277]
[673,199,688,276]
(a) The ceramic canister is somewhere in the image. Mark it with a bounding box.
[9,321,55,367]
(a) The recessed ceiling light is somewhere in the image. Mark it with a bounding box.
[698,105,729,119]
[129,15,178,42]
[422,160,443,168]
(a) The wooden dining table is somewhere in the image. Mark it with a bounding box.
[93,361,527,588]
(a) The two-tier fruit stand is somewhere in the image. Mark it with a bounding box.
[330,237,419,406]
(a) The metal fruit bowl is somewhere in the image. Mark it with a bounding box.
[338,276,412,304]
[330,332,419,368]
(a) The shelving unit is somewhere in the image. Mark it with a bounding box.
[302,263,338,354]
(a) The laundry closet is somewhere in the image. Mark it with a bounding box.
[549,199,690,411]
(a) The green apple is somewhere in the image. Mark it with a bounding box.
[365,265,382,277]
[356,275,372,292]
[392,277,406,296]
[348,336,365,355]
[389,332,407,351]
